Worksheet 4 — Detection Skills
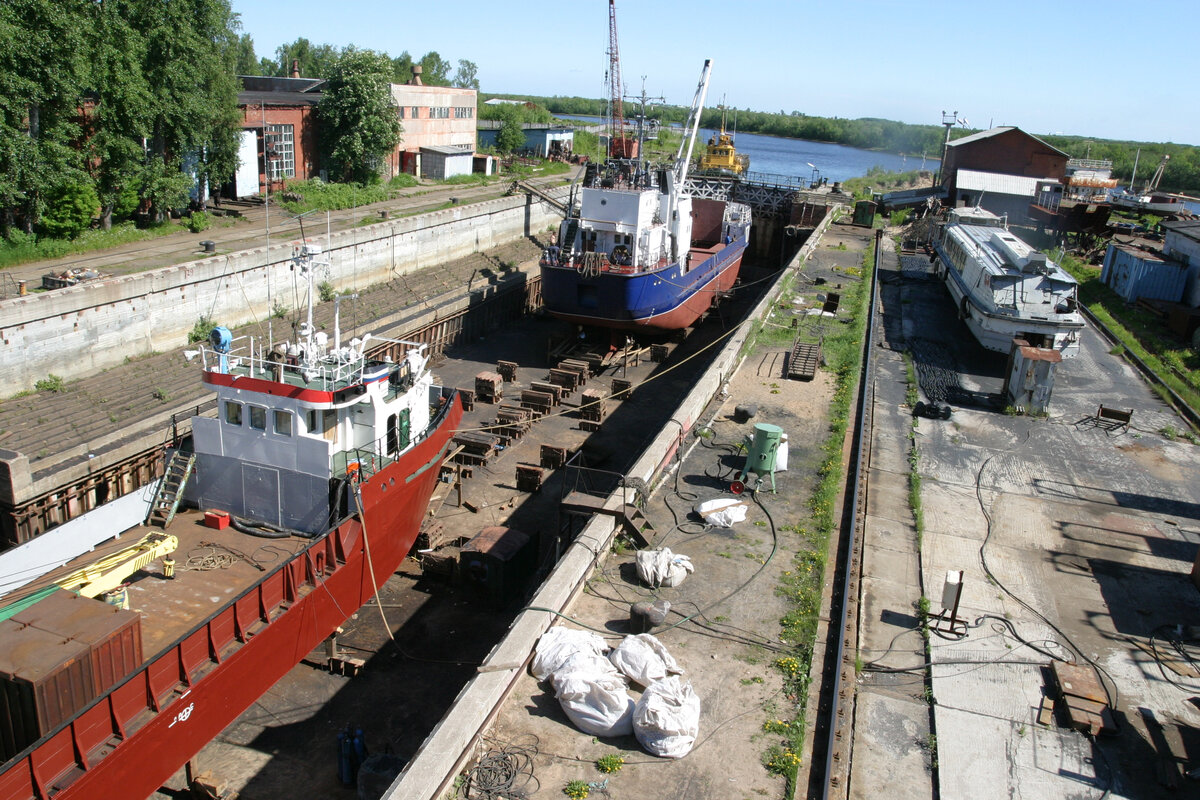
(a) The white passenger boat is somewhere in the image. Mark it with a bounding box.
[932,207,1084,357]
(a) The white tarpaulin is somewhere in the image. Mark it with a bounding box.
[635,548,694,588]
[633,676,701,758]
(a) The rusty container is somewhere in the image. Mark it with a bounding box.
[11,589,143,696]
[459,527,534,609]
[0,619,96,761]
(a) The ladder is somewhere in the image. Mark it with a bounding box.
[147,451,195,528]
[619,505,655,549]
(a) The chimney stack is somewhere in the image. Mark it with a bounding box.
[291,59,300,79]
[410,65,423,86]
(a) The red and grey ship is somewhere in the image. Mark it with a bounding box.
[0,241,462,799]
[539,59,752,333]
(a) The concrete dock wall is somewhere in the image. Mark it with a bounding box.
[0,190,567,394]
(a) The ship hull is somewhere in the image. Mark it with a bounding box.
[0,395,462,800]
[540,235,748,332]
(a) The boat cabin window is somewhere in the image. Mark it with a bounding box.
[249,405,267,431]
[273,409,292,436]
[224,401,242,426]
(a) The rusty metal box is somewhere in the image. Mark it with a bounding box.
[11,589,143,697]
[0,619,96,761]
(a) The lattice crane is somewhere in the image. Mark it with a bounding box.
[606,0,637,159]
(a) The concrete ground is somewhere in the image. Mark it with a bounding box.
[852,241,1200,799]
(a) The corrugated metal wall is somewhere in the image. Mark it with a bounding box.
[1101,245,1187,303]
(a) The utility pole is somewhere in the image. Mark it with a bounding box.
[934,110,957,188]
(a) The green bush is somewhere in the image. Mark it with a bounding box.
[186,211,211,233]
[35,374,67,393]
[277,178,389,213]
[39,183,99,240]
[388,173,418,189]
[318,280,337,302]
[188,315,218,344]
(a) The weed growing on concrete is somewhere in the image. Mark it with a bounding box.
[902,351,919,408]
[152,388,170,402]
[35,374,67,393]
[318,281,337,302]
[594,754,624,774]
[1159,425,1178,441]
[563,779,590,799]
[188,315,218,344]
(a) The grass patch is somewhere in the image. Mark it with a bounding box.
[35,374,67,394]
[0,220,192,271]
[761,239,873,792]
[1054,247,1200,414]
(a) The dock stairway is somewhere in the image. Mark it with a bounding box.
[561,492,655,549]
[147,451,195,528]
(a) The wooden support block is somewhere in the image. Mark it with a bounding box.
[579,353,604,375]
[650,343,674,362]
[548,367,580,392]
[497,360,518,382]
[579,387,608,422]
[611,378,633,398]
[457,387,475,412]
[1037,694,1055,727]
[520,389,554,417]
[530,380,564,405]
[540,444,569,469]
[579,420,603,432]
[557,360,588,385]
[516,464,544,493]
[475,371,504,403]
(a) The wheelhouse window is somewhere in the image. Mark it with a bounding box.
[249,406,267,431]
[224,401,242,426]
[273,409,292,436]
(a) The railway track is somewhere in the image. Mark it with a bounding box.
[807,230,880,799]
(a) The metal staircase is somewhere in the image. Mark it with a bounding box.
[147,451,195,528]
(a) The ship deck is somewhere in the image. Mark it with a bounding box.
[10,510,311,663]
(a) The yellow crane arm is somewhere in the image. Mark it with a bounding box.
[57,532,179,598]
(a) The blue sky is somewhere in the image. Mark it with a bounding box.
[232,0,1196,146]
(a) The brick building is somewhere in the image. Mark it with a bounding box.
[941,127,1068,201]
[234,75,324,198]
[233,70,479,193]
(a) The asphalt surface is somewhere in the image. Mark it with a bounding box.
[852,241,1200,799]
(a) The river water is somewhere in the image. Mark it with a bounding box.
[556,114,935,183]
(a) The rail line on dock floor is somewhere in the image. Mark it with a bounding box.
[808,229,882,799]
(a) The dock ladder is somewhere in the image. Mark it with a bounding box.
[147,451,195,528]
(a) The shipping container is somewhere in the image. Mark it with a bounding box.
[0,619,96,762]
[459,527,535,609]
[1100,243,1187,304]
[11,589,143,696]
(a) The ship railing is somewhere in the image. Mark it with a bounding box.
[197,335,428,393]
[330,383,449,481]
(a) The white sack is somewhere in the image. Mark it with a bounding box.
[776,434,789,471]
[532,626,608,681]
[694,498,748,528]
[552,651,635,737]
[633,676,701,758]
[635,548,694,588]
[609,634,681,687]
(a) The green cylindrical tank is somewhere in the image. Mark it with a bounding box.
[739,423,783,492]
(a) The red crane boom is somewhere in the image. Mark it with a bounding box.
[607,0,637,159]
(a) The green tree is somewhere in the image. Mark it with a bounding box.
[84,0,152,230]
[391,51,414,84]
[38,181,98,238]
[418,51,452,86]
[271,37,338,78]
[0,0,90,235]
[233,33,260,75]
[318,47,402,184]
[133,0,242,219]
[495,106,526,154]
[452,59,480,90]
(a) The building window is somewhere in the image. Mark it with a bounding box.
[411,106,419,118]
[273,409,292,436]
[249,405,267,431]
[398,107,405,119]
[264,124,294,180]
[429,107,450,119]
[454,107,474,119]
[224,401,242,426]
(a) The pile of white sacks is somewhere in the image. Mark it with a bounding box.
[532,627,701,758]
